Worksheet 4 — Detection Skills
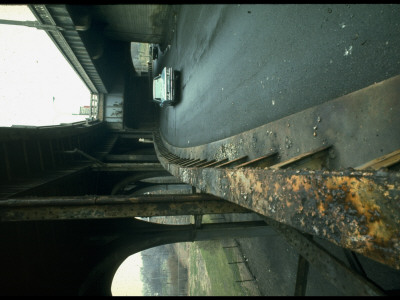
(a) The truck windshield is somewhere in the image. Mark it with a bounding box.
[153,76,164,100]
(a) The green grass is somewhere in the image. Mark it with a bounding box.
[188,243,208,295]
[187,215,254,296]
[199,242,248,295]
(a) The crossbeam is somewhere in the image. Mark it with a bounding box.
[178,167,400,269]
[92,162,165,172]
[0,194,250,221]
[104,154,158,162]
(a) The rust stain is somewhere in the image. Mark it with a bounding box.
[254,181,263,193]
[317,201,325,215]
[289,174,312,192]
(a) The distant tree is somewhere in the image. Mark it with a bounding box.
[138,243,188,296]
[140,245,170,296]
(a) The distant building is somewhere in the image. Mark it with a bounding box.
[79,105,90,115]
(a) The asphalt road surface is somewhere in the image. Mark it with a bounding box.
[156,4,400,147]
[153,4,400,296]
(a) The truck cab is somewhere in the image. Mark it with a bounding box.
[153,67,176,107]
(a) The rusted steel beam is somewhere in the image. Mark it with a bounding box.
[105,154,159,162]
[187,159,208,167]
[180,159,198,167]
[0,194,250,221]
[201,158,229,168]
[196,160,216,167]
[92,162,165,172]
[216,155,248,168]
[183,159,202,167]
[356,149,400,170]
[155,143,400,269]
[164,154,179,161]
[169,157,188,163]
[269,145,331,170]
[235,152,278,169]
[140,176,183,184]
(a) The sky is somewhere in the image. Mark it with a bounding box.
[0,5,91,127]
[111,253,144,296]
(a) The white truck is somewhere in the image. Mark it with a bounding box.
[152,67,178,107]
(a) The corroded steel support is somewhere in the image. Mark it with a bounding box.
[64,148,105,165]
[104,154,158,162]
[0,194,250,221]
[154,136,400,270]
[92,162,165,172]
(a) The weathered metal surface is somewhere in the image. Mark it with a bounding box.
[189,168,399,269]
[196,160,216,167]
[201,158,229,168]
[235,153,277,169]
[343,249,367,277]
[92,162,165,172]
[269,145,330,170]
[154,135,400,270]
[294,254,309,296]
[215,155,248,168]
[140,176,183,184]
[64,148,104,165]
[180,159,197,167]
[105,154,158,162]
[0,194,250,221]
[263,216,385,296]
[356,149,400,170]
[184,159,203,167]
